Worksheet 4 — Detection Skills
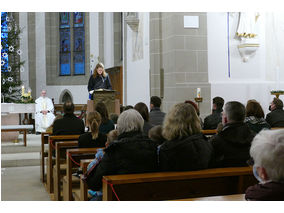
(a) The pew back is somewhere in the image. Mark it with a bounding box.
[102,167,256,201]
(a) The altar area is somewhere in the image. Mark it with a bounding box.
[1,103,35,142]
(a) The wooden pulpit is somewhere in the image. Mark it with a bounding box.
[87,89,116,114]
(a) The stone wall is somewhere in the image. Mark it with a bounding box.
[150,12,211,118]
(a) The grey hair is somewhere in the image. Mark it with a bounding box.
[117,109,144,135]
[224,101,245,122]
[250,129,284,181]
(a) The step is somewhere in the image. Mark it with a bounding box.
[1,152,40,167]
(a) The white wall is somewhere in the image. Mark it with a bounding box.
[19,12,29,88]
[35,13,47,98]
[46,85,88,104]
[125,13,150,107]
[207,12,284,115]
[89,12,99,74]
[104,12,114,69]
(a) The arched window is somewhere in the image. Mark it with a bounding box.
[59,12,85,76]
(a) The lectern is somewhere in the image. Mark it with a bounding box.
[88,89,116,114]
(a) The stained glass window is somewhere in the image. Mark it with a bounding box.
[59,12,85,76]
[1,12,9,73]
[73,12,85,75]
[59,12,71,75]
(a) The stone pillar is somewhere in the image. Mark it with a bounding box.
[149,12,211,118]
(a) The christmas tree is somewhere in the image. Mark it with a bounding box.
[1,12,25,103]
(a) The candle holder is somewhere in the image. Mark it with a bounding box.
[194,97,203,109]
[270,90,284,98]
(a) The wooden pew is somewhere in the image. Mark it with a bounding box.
[63,147,103,201]
[201,129,217,135]
[40,132,50,183]
[53,141,79,201]
[46,135,80,194]
[73,159,93,201]
[174,193,245,201]
[102,167,257,201]
[271,127,284,130]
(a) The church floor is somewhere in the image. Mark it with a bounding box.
[1,166,51,201]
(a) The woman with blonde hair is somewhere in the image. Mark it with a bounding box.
[158,103,212,171]
[87,62,112,100]
[78,111,107,148]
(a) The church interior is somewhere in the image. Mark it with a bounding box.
[1,1,284,208]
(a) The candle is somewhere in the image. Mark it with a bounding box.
[28,89,31,97]
[21,85,25,96]
[197,88,201,98]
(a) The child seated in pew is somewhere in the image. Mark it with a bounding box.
[78,111,107,148]
[85,129,118,201]
[148,125,165,145]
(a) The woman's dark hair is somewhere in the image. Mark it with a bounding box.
[134,102,150,122]
[184,100,200,116]
[63,101,74,115]
[246,99,265,118]
[95,102,109,124]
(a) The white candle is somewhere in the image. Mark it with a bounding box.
[21,85,25,96]
[197,88,201,98]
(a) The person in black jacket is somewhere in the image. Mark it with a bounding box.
[245,129,284,201]
[245,99,270,133]
[265,97,284,127]
[53,101,85,135]
[158,103,213,171]
[86,109,158,192]
[134,102,154,136]
[78,111,107,148]
[209,101,256,168]
[149,96,166,126]
[88,63,112,100]
[203,96,224,130]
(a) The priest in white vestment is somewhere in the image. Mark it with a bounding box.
[35,89,55,133]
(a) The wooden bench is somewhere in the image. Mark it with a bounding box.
[174,193,245,201]
[73,159,93,201]
[63,148,103,201]
[102,167,257,201]
[46,135,80,194]
[1,125,34,146]
[40,132,50,183]
[53,141,79,201]
[201,129,217,135]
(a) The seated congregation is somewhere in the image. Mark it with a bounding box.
[42,96,284,201]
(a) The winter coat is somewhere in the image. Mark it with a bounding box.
[86,131,158,191]
[245,116,270,133]
[158,133,213,171]
[203,110,222,130]
[149,107,166,126]
[245,181,284,201]
[265,109,284,127]
[209,122,255,168]
[78,132,107,148]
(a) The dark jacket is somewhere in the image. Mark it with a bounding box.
[245,116,271,133]
[86,131,158,190]
[53,114,85,135]
[143,121,154,136]
[245,181,284,201]
[78,132,107,148]
[149,107,166,126]
[265,109,284,127]
[203,110,222,130]
[209,122,255,168]
[158,133,213,171]
[88,74,112,94]
[99,119,115,134]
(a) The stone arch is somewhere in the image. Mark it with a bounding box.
[59,89,73,104]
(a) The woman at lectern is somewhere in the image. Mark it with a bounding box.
[88,62,112,100]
